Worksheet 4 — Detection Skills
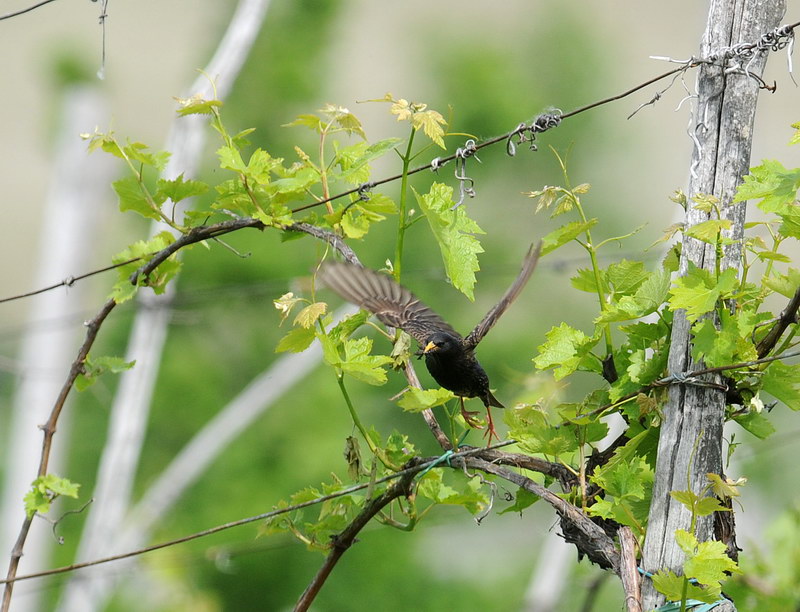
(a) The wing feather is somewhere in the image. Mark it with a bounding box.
[318,262,461,345]
[463,241,542,349]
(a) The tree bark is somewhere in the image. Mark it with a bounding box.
[640,1,785,609]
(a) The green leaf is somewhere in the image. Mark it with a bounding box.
[244,149,282,185]
[275,326,316,353]
[76,355,136,391]
[694,496,729,516]
[24,474,80,518]
[217,145,247,173]
[670,489,700,512]
[668,264,738,322]
[691,193,720,213]
[336,138,402,184]
[417,470,488,513]
[735,159,800,213]
[606,260,649,295]
[596,268,671,323]
[590,456,651,500]
[174,96,222,116]
[123,141,170,171]
[777,206,800,240]
[685,218,732,243]
[763,267,800,298]
[339,337,392,385]
[110,232,177,303]
[570,267,607,293]
[675,528,698,554]
[412,109,447,148]
[540,219,598,255]
[385,432,418,465]
[733,410,775,439]
[396,387,455,412]
[691,309,757,368]
[761,361,800,410]
[328,311,370,342]
[283,113,325,132]
[498,487,539,515]
[294,302,327,329]
[534,323,599,380]
[685,539,740,585]
[790,121,800,145]
[650,570,688,602]
[415,183,485,300]
[154,174,209,204]
[113,176,161,221]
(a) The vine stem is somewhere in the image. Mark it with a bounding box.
[393,128,417,281]
[336,374,397,470]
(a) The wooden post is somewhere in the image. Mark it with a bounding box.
[640,1,785,610]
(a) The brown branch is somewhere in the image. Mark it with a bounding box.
[404,360,451,450]
[460,446,576,489]
[618,526,642,612]
[463,457,620,573]
[286,222,360,265]
[294,468,417,611]
[756,283,800,357]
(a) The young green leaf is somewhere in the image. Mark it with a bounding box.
[339,337,393,385]
[276,326,316,353]
[294,302,328,329]
[396,387,455,412]
[415,183,485,300]
[76,355,136,391]
[24,474,80,518]
[113,176,162,222]
[534,323,599,380]
[540,219,598,255]
[668,264,738,322]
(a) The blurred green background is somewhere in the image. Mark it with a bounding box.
[1,1,800,610]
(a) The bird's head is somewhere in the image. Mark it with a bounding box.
[423,332,460,355]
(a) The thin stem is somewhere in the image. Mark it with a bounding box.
[394,128,417,281]
[336,375,397,470]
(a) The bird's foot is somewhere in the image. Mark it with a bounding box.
[482,406,500,445]
[459,406,485,430]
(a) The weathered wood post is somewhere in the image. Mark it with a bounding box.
[640,0,786,609]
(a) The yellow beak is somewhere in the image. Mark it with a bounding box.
[423,341,438,354]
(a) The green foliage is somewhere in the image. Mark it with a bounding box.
[415,183,485,300]
[24,474,80,518]
[110,231,181,303]
[416,470,489,514]
[76,355,136,391]
[396,387,455,412]
[85,93,800,609]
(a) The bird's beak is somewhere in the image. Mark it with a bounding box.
[423,341,437,354]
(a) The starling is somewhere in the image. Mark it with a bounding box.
[318,242,542,441]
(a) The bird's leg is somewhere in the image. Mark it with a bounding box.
[459,397,483,429]
[482,406,500,445]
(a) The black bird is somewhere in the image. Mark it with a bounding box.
[318,242,542,441]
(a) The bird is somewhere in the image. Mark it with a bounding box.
[318,241,542,442]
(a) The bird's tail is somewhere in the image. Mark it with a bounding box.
[484,390,504,408]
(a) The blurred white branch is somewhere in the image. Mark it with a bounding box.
[0,86,114,612]
[57,1,271,610]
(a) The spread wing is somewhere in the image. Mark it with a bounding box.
[463,241,542,350]
[318,262,462,345]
